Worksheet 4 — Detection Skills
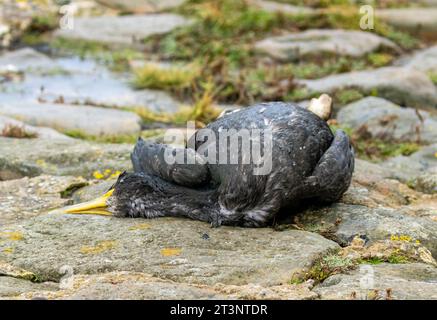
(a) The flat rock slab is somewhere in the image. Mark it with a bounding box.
[402,45,437,73]
[95,0,187,14]
[0,214,339,286]
[255,29,400,61]
[295,203,437,258]
[7,271,317,300]
[381,143,437,181]
[0,48,53,72]
[377,8,437,37]
[337,97,437,143]
[248,0,314,15]
[298,67,437,108]
[10,73,180,112]
[315,263,437,300]
[0,50,180,113]
[0,137,132,180]
[0,101,141,136]
[54,14,192,46]
[0,277,58,299]
[0,175,87,226]
[0,115,72,140]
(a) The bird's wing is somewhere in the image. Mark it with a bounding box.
[131,138,211,187]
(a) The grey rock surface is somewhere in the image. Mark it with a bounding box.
[95,0,187,13]
[315,263,437,300]
[54,14,192,46]
[255,29,400,61]
[295,203,437,258]
[0,137,132,180]
[298,67,437,108]
[337,97,437,143]
[0,214,339,285]
[377,8,437,35]
[402,45,437,73]
[381,143,437,181]
[0,115,72,140]
[0,101,142,136]
[0,175,87,226]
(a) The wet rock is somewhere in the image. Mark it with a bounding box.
[0,101,141,136]
[54,14,192,46]
[299,67,437,108]
[95,0,187,14]
[337,97,437,143]
[255,29,400,62]
[0,115,72,140]
[381,143,437,181]
[294,203,437,258]
[0,214,339,285]
[0,137,132,180]
[315,263,437,300]
[0,52,180,113]
[377,8,437,39]
[402,45,437,73]
[0,48,53,73]
[0,175,87,226]
[248,0,315,15]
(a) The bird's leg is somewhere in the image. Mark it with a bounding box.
[131,138,210,187]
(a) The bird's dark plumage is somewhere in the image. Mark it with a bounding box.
[109,102,354,227]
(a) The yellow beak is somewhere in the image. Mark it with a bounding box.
[64,189,114,216]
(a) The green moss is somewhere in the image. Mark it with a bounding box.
[60,182,88,198]
[428,72,437,85]
[367,53,394,68]
[329,124,354,136]
[387,253,410,264]
[132,63,199,91]
[334,89,364,105]
[358,257,384,265]
[331,124,421,161]
[285,87,320,101]
[51,38,143,72]
[291,250,356,284]
[278,0,410,9]
[358,252,411,265]
[63,130,138,144]
[29,13,59,33]
[275,0,349,7]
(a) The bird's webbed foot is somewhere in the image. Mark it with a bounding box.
[209,212,223,228]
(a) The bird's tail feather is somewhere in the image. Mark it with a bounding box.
[304,129,354,202]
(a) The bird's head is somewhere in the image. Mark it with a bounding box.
[64,172,155,217]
